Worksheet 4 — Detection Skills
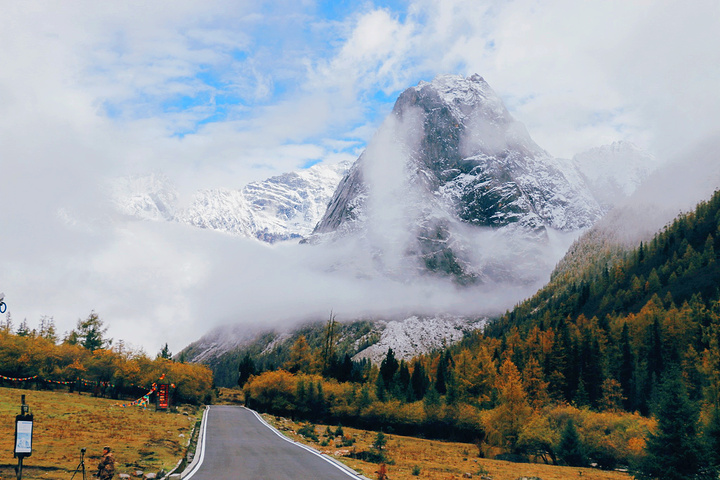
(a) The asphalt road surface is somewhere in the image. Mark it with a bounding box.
[184,405,364,480]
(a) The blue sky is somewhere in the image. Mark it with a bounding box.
[1,0,719,351]
[94,1,427,173]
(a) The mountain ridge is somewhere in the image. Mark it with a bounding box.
[112,161,350,243]
[173,74,660,380]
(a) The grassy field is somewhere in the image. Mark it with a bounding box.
[0,387,201,480]
[0,385,636,480]
[263,414,634,480]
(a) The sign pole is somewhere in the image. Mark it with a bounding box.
[14,395,33,480]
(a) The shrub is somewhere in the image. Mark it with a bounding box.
[297,423,319,442]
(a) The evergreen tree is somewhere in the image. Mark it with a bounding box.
[647,269,662,293]
[69,311,110,352]
[435,357,447,395]
[445,369,459,406]
[314,381,326,417]
[434,350,453,395]
[705,405,720,470]
[410,360,429,401]
[573,377,590,407]
[238,352,257,387]
[1,311,12,334]
[423,385,441,421]
[16,318,30,337]
[618,322,636,411]
[379,348,399,391]
[396,361,411,400]
[634,369,711,480]
[357,384,372,411]
[579,328,603,406]
[372,431,387,451]
[375,369,387,402]
[158,343,172,360]
[337,353,354,382]
[38,315,57,343]
[557,419,587,467]
[295,378,308,415]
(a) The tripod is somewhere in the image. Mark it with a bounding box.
[70,448,88,480]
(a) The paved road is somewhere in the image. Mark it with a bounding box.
[184,406,364,480]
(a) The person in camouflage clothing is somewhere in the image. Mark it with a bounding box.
[97,446,115,480]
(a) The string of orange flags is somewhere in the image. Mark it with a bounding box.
[0,374,119,388]
[0,372,174,397]
[45,379,74,385]
[0,374,38,382]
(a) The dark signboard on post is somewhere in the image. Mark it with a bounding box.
[14,395,33,480]
[157,383,170,410]
[14,416,33,457]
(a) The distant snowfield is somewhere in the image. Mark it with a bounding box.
[352,315,486,363]
[112,161,350,243]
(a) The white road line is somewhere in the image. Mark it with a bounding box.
[245,407,369,480]
[181,406,209,480]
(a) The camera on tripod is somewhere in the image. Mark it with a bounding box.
[71,447,88,480]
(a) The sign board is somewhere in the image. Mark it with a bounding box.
[157,384,170,410]
[14,415,33,457]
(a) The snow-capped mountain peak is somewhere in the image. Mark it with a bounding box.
[113,161,350,243]
[312,74,605,283]
[571,141,658,210]
[111,172,178,222]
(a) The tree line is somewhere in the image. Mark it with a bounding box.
[0,311,214,405]
[239,189,720,478]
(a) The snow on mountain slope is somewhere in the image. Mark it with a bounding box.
[181,188,255,237]
[180,314,485,372]
[312,74,604,283]
[571,141,657,211]
[111,173,178,221]
[352,315,485,363]
[172,74,661,369]
[552,136,720,283]
[113,161,349,243]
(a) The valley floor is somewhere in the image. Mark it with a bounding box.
[261,413,632,480]
[0,387,201,480]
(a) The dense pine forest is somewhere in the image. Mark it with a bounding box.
[240,189,720,477]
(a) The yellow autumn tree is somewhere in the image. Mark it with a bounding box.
[244,369,297,415]
[284,335,317,374]
[483,358,532,452]
[522,355,550,408]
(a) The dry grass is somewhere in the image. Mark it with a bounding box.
[0,387,201,480]
[263,415,633,480]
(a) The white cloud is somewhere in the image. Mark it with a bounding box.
[1,0,718,354]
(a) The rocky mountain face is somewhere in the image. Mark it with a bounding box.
[111,173,178,222]
[180,314,486,386]
[117,74,661,372]
[552,136,720,285]
[112,161,349,243]
[311,74,649,284]
[570,141,657,211]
